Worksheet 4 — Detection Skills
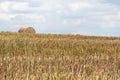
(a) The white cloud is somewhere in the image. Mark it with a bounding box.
[0,13,46,24]
[99,14,120,28]
[21,14,46,23]
[0,13,15,21]
[68,2,93,12]
[0,2,10,12]
[63,19,82,25]
[11,2,29,11]
[78,1,120,28]
[0,0,120,36]
[12,13,46,24]
[0,1,29,12]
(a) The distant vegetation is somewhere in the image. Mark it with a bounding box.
[0,32,120,80]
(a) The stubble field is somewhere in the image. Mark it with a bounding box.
[0,32,120,80]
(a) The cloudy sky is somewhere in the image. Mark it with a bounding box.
[0,0,120,36]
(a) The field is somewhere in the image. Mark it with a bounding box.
[0,32,120,80]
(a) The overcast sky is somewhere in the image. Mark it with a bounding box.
[0,0,120,36]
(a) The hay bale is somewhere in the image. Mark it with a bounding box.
[18,27,36,33]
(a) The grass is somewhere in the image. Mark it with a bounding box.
[0,32,120,80]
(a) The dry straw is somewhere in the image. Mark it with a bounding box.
[18,27,36,33]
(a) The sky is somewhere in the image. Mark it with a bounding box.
[0,0,120,37]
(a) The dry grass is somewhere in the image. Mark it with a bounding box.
[0,32,120,80]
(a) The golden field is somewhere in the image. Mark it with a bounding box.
[0,32,120,80]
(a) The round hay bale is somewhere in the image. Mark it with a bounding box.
[18,27,36,33]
